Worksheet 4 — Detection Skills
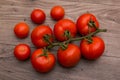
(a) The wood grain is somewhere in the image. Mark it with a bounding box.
[0,0,120,80]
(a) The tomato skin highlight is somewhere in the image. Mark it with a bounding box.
[14,22,29,38]
[80,36,105,60]
[76,13,99,35]
[31,9,46,24]
[31,25,53,48]
[54,19,77,41]
[14,44,31,61]
[31,49,56,73]
[57,44,81,68]
[50,5,65,20]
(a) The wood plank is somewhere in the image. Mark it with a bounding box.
[0,0,120,80]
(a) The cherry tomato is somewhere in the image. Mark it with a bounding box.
[54,19,77,41]
[76,13,99,35]
[31,25,53,48]
[57,44,81,67]
[14,44,31,61]
[31,9,46,24]
[80,36,105,60]
[50,5,65,20]
[31,48,56,73]
[14,22,29,38]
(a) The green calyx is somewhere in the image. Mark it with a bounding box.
[88,18,98,30]
[43,34,52,44]
[64,30,71,40]
[85,36,93,43]
[40,47,48,57]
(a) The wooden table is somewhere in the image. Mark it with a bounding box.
[0,0,120,80]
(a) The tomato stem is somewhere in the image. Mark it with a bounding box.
[60,43,68,50]
[47,29,107,50]
[64,29,106,43]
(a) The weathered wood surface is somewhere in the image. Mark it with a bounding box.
[0,0,120,80]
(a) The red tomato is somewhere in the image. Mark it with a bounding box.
[57,44,81,67]
[31,9,46,24]
[54,19,77,41]
[14,22,29,38]
[76,13,99,35]
[31,49,56,73]
[14,44,31,61]
[80,36,105,60]
[31,25,53,48]
[50,5,65,20]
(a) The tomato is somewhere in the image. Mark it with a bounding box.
[80,36,105,60]
[31,25,53,48]
[31,9,46,24]
[50,5,65,20]
[76,13,99,35]
[57,44,81,67]
[31,48,56,73]
[14,44,31,61]
[14,22,29,38]
[54,19,77,41]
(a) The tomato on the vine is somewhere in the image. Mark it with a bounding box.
[50,5,65,20]
[14,22,29,38]
[54,19,77,41]
[31,9,46,24]
[57,44,81,67]
[80,36,105,60]
[31,25,53,48]
[31,48,56,73]
[14,44,31,61]
[76,13,99,35]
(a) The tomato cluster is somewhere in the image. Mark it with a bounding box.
[13,5,106,73]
